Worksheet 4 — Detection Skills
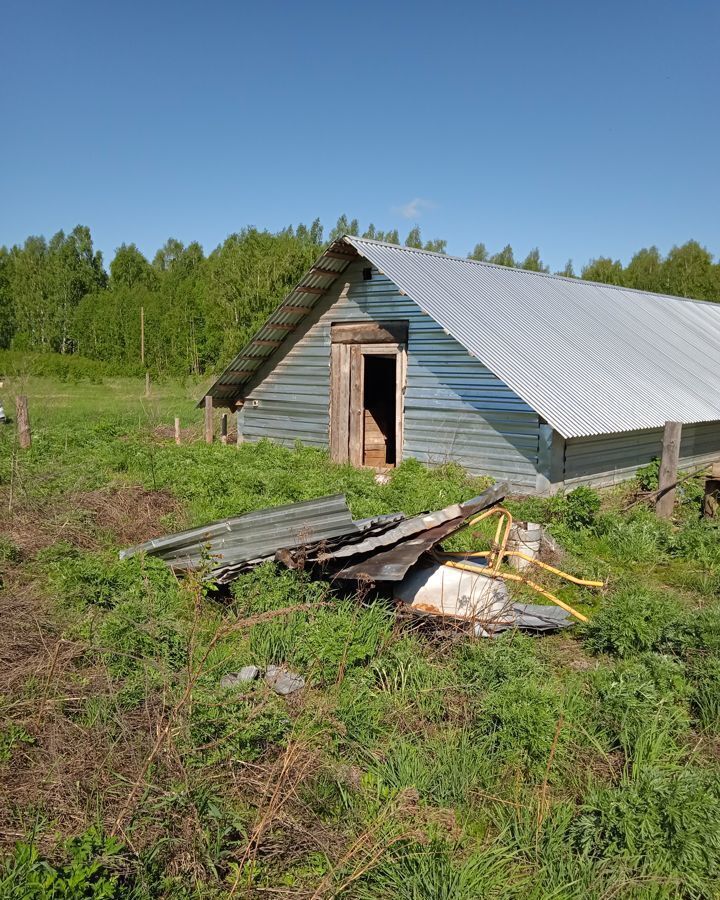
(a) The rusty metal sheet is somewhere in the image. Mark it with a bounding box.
[331,515,467,581]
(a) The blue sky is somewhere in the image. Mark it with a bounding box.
[2,0,719,271]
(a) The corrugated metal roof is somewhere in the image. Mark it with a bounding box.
[344,237,720,438]
[204,236,720,439]
[203,244,359,406]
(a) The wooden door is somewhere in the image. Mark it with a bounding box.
[330,339,406,467]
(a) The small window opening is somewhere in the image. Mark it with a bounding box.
[362,267,373,281]
[362,355,396,467]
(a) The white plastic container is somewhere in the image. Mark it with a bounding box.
[507,521,542,571]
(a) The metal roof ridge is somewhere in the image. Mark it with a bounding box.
[342,235,720,310]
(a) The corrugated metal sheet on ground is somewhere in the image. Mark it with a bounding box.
[306,483,508,582]
[342,237,720,439]
[119,495,402,578]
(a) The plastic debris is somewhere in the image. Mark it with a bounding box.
[265,665,305,696]
[220,665,261,688]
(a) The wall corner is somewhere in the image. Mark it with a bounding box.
[536,423,565,495]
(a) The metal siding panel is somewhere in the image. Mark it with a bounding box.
[564,421,720,487]
[241,261,540,487]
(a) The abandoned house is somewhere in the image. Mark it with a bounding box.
[203,236,720,492]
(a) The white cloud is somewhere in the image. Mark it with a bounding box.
[392,197,435,219]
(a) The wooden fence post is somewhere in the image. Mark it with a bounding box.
[220,413,228,445]
[15,395,31,449]
[174,417,181,446]
[204,395,214,444]
[145,371,150,398]
[656,421,682,519]
[236,404,244,447]
[703,462,720,518]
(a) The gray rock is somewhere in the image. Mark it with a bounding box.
[265,664,305,696]
[220,665,261,689]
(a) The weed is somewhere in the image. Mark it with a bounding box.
[570,764,720,897]
[636,457,660,492]
[0,724,35,764]
[457,632,544,689]
[475,677,565,779]
[582,584,685,657]
[348,837,519,900]
[0,827,129,899]
[590,656,690,758]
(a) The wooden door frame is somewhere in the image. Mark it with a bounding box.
[330,340,406,466]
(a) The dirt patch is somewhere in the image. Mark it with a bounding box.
[0,483,185,854]
[0,485,183,559]
[73,485,183,547]
[152,423,238,444]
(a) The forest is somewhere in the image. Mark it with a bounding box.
[2,215,720,377]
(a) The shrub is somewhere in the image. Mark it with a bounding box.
[582,585,685,657]
[636,457,660,492]
[570,764,720,896]
[509,486,601,532]
[553,486,602,530]
[0,828,129,899]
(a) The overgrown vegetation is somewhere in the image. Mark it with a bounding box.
[1,379,719,898]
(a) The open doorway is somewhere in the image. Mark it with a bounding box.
[362,354,396,467]
[329,321,407,468]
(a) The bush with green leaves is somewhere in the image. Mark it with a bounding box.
[635,457,660,492]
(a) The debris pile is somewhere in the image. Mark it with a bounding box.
[120,481,603,636]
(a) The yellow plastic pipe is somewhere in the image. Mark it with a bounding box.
[442,559,589,623]
[440,550,604,588]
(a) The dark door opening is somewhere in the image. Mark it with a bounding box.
[362,354,396,467]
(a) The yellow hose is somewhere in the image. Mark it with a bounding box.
[433,506,602,623]
[442,558,589,623]
[440,550,604,588]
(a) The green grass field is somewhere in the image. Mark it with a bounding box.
[1,377,719,899]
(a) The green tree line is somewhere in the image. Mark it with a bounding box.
[2,217,720,376]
